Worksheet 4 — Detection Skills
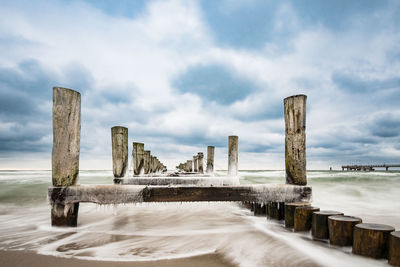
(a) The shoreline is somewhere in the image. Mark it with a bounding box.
[0,250,235,267]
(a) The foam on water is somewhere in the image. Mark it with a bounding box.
[0,170,399,266]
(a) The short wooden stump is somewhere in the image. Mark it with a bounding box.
[294,206,320,232]
[353,223,395,259]
[328,215,362,246]
[312,210,343,240]
[254,203,266,216]
[267,202,284,220]
[389,231,400,266]
[284,202,310,228]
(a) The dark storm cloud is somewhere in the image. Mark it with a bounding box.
[332,72,400,93]
[369,113,400,138]
[173,64,259,105]
[0,60,55,121]
[0,59,101,153]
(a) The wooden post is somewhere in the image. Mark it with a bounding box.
[228,136,238,176]
[328,215,362,246]
[144,151,151,174]
[111,126,128,178]
[51,87,81,227]
[132,142,144,175]
[254,203,266,216]
[389,231,400,266]
[312,210,343,240]
[284,202,310,228]
[206,146,215,174]
[353,223,395,259]
[188,160,193,172]
[193,156,198,172]
[197,152,204,174]
[267,202,284,220]
[284,95,307,185]
[294,206,320,232]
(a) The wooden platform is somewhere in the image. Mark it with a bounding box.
[48,184,312,205]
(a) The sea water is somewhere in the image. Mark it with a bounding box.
[0,170,399,266]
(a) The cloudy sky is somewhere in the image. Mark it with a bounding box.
[0,0,399,170]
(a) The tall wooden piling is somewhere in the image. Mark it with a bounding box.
[193,156,198,172]
[284,95,307,185]
[51,87,81,226]
[144,151,151,174]
[187,160,193,172]
[228,136,238,176]
[111,126,128,178]
[206,146,215,174]
[132,142,144,175]
[198,152,204,174]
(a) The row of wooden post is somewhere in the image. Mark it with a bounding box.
[176,147,213,174]
[245,201,399,265]
[111,126,166,177]
[51,87,307,226]
[52,87,308,186]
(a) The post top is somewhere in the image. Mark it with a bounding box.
[132,142,144,145]
[229,135,238,138]
[111,126,128,130]
[144,150,151,153]
[208,145,215,148]
[284,94,307,101]
[53,86,81,96]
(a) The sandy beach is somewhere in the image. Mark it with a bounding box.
[0,250,234,267]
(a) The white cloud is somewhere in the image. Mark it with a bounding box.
[0,0,399,170]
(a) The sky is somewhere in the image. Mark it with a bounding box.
[0,0,399,170]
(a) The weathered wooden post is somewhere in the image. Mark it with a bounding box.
[284,95,307,185]
[294,206,320,232]
[267,202,284,220]
[197,152,204,174]
[144,150,151,174]
[193,156,198,172]
[353,223,395,259]
[228,136,238,176]
[389,231,400,265]
[254,203,266,216]
[52,87,81,227]
[152,156,157,173]
[132,142,144,175]
[111,126,128,178]
[187,160,193,172]
[206,146,214,174]
[284,202,310,228]
[312,210,343,240]
[328,215,362,246]
[155,157,160,173]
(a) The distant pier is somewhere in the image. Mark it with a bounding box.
[341,164,400,171]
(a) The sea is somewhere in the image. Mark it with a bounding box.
[0,170,399,266]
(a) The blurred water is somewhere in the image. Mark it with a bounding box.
[0,170,398,266]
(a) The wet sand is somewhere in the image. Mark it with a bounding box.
[0,250,234,267]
